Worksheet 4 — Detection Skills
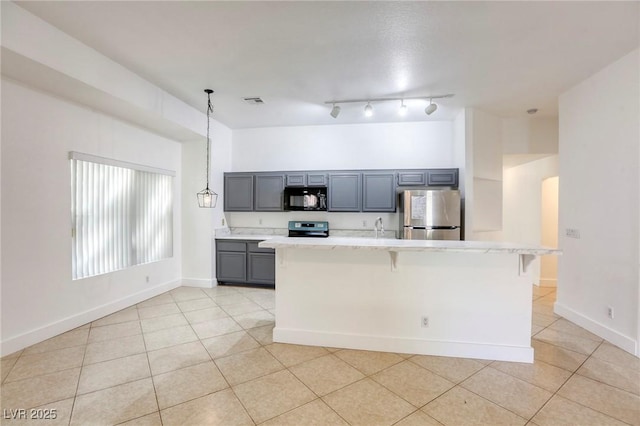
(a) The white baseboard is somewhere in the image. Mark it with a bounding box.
[181,278,216,288]
[273,328,533,363]
[0,280,181,357]
[554,302,637,356]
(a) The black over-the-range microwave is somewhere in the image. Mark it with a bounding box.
[283,186,328,211]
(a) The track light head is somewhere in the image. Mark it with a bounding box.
[425,100,437,115]
[399,101,408,116]
[364,102,373,117]
[330,104,341,118]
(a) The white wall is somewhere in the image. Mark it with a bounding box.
[557,49,639,356]
[502,156,559,285]
[228,121,460,233]
[541,176,559,287]
[503,117,559,155]
[465,108,503,241]
[181,120,233,287]
[232,121,455,171]
[1,79,183,355]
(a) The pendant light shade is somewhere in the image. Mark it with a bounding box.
[197,89,218,208]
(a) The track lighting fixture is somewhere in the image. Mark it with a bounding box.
[364,102,373,117]
[330,104,341,118]
[325,94,453,118]
[399,100,408,116]
[425,98,437,115]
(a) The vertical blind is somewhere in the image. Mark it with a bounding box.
[70,152,174,280]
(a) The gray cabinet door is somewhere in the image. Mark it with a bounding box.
[216,251,247,283]
[255,174,285,211]
[224,174,254,211]
[328,173,361,212]
[362,172,396,212]
[248,253,275,285]
[307,173,328,187]
[427,169,458,187]
[397,171,427,186]
[286,174,306,187]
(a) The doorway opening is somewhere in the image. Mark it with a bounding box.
[540,176,559,287]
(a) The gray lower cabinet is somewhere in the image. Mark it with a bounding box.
[224,174,254,211]
[362,172,396,212]
[328,173,361,212]
[254,174,285,211]
[216,239,275,287]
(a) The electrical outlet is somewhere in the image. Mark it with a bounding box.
[421,316,429,328]
[363,220,367,228]
[221,218,225,226]
[566,228,581,239]
[259,218,263,225]
[607,306,614,319]
[145,276,150,283]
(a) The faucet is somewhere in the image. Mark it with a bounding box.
[374,217,384,239]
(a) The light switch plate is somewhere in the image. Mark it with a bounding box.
[566,228,581,239]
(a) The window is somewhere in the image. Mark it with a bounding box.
[70,152,174,280]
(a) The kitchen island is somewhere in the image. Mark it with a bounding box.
[259,237,561,363]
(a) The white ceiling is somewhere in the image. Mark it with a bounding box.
[15,1,640,129]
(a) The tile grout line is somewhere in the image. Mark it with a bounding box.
[67,318,92,426]
[523,339,612,424]
[197,286,260,425]
[442,361,534,422]
[135,300,164,426]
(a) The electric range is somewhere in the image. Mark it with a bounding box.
[287,221,329,238]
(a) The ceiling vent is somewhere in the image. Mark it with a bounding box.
[243,97,265,105]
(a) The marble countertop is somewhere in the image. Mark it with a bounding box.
[259,236,562,255]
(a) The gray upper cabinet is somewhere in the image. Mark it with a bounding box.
[224,168,458,212]
[427,169,458,187]
[224,174,254,211]
[285,172,327,187]
[397,171,427,186]
[285,174,306,187]
[328,173,361,212]
[254,174,285,211]
[307,173,328,186]
[362,172,396,212]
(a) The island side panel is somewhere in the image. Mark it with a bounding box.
[273,248,533,363]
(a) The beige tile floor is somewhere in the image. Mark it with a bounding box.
[1,285,639,425]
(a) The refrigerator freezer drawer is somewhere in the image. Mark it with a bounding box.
[403,227,461,241]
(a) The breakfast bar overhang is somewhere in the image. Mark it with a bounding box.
[259,237,561,363]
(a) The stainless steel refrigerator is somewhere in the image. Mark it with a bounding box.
[399,190,461,240]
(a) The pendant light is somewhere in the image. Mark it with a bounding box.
[197,89,218,208]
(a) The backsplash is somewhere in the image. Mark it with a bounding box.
[225,211,398,234]
[217,226,397,239]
